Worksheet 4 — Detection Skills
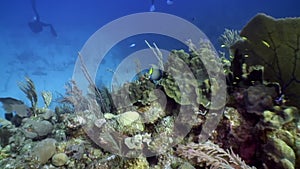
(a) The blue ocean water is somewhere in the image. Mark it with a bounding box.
[0,0,299,118]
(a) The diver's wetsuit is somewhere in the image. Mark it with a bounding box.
[28,0,57,37]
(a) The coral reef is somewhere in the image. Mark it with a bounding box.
[214,104,300,169]
[230,13,300,106]
[160,49,205,106]
[112,76,157,110]
[160,45,226,110]
[259,106,300,168]
[214,14,300,169]
[0,13,299,169]
[242,84,278,114]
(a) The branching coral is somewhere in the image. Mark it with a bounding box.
[62,80,88,112]
[145,40,164,71]
[219,28,243,57]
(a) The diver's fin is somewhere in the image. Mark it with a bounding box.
[31,0,40,21]
[50,25,58,37]
[150,4,155,12]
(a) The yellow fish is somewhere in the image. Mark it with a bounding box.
[262,40,270,48]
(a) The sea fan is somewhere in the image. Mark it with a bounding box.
[18,77,38,115]
[176,141,256,169]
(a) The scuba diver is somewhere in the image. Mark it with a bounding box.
[28,0,57,37]
[150,0,174,12]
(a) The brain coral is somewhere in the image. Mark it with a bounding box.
[231,13,300,107]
